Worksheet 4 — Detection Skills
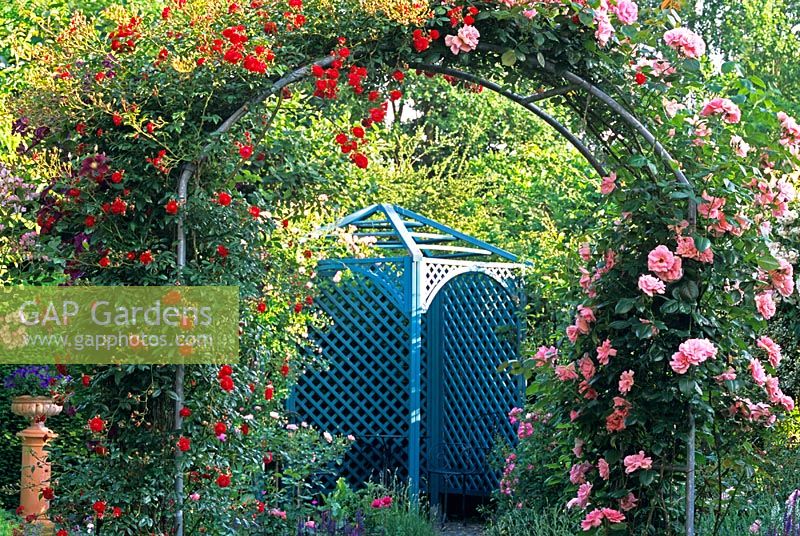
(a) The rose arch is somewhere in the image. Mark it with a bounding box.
[9,1,799,535]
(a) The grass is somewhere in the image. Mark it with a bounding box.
[483,506,578,536]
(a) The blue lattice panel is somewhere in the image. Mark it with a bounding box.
[427,271,522,496]
[292,261,411,489]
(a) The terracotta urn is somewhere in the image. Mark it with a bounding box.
[11,395,62,536]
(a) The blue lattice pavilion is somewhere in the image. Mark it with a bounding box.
[289,204,525,503]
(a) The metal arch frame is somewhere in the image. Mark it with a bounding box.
[170,46,700,533]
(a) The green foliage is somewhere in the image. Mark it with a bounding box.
[484,506,579,536]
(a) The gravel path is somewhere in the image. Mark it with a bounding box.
[438,522,484,536]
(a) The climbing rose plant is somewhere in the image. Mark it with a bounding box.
[5,0,800,534]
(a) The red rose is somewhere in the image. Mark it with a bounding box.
[224,48,243,64]
[257,301,266,313]
[95,72,106,83]
[430,29,440,40]
[280,363,290,377]
[146,122,155,134]
[92,500,106,518]
[294,303,303,313]
[335,132,348,145]
[42,487,55,500]
[112,506,122,518]
[389,89,403,101]
[369,107,386,122]
[264,384,274,401]
[216,474,231,488]
[264,452,273,465]
[112,114,122,126]
[240,423,249,435]
[218,364,233,377]
[368,90,380,102]
[57,530,68,536]
[165,200,179,215]
[82,374,91,387]
[162,7,170,18]
[217,192,232,206]
[67,188,80,198]
[110,170,123,183]
[177,436,191,452]
[635,72,647,85]
[126,251,136,261]
[282,219,289,228]
[239,144,253,159]
[214,422,227,435]
[249,205,261,218]
[303,249,312,259]
[219,375,234,392]
[110,197,127,215]
[139,251,154,265]
[179,407,191,418]
[98,257,110,268]
[392,70,404,82]
[217,245,229,257]
[352,153,369,169]
[84,215,96,228]
[305,295,313,305]
[351,126,365,139]
[88,416,105,433]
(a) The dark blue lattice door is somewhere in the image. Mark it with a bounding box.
[426,271,521,499]
[291,260,410,490]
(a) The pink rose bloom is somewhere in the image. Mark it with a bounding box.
[647,245,676,273]
[730,135,751,157]
[444,25,480,55]
[623,451,653,474]
[555,363,579,382]
[579,242,592,261]
[656,255,683,282]
[579,356,596,380]
[757,336,782,368]
[570,409,582,422]
[596,339,617,366]
[619,370,635,394]
[714,368,737,383]
[533,345,558,367]
[523,8,537,18]
[600,172,617,194]
[679,338,718,365]
[638,274,666,296]
[594,10,615,47]
[769,259,795,298]
[670,351,691,374]
[567,324,580,343]
[569,462,592,484]
[663,27,707,58]
[581,509,605,530]
[619,493,638,512]
[676,235,713,263]
[698,191,725,220]
[755,291,776,320]
[598,458,610,480]
[567,482,593,510]
[579,380,598,400]
[749,358,767,386]
[606,411,627,432]
[614,0,638,24]
[780,395,795,412]
[517,421,534,439]
[750,520,762,534]
[700,97,742,124]
[765,375,782,404]
[578,304,596,323]
[601,508,626,523]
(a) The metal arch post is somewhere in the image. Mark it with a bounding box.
[408,256,424,500]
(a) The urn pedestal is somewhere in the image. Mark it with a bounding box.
[11,396,62,536]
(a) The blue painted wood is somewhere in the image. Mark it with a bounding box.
[290,206,524,501]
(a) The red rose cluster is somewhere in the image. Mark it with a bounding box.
[218,364,235,392]
[334,125,370,169]
[412,28,440,52]
[108,17,141,52]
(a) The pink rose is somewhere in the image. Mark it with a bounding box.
[647,245,676,273]
[757,336,782,368]
[638,274,666,296]
[755,291,776,320]
[596,339,617,366]
[444,25,480,55]
[600,172,617,194]
[581,509,605,530]
[613,0,638,25]
[700,97,742,124]
[623,450,653,474]
[598,458,610,480]
[663,27,706,58]
[749,358,767,386]
[619,370,635,394]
